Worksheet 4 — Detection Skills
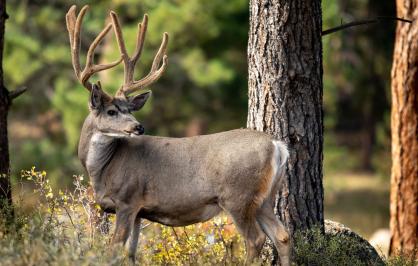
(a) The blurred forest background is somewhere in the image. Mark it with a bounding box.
[5,0,395,242]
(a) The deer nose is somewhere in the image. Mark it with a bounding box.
[135,124,145,135]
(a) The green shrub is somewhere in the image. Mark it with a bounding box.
[1,169,415,265]
[385,251,417,266]
[293,226,383,266]
[293,226,417,266]
[0,168,246,265]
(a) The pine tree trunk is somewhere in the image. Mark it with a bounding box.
[389,0,418,256]
[0,0,13,218]
[247,0,324,235]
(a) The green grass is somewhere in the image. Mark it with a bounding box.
[2,168,404,265]
[293,226,416,266]
[294,226,383,266]
[324,172,390,238]
[1,168,247,266]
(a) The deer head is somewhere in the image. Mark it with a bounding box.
[65,5,168,137]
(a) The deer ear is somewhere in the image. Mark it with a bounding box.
[129,91,151,111]
[89,84,104,110]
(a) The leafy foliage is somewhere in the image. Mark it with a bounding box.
[0,168,246,265]
[5,0,249,183]
[1,169,413,265]
[4,0,395,183]
[294,226,370,266]
[293,226,415,266]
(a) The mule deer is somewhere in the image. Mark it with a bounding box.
[66,5,290,265]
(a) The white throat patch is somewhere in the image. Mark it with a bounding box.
[86,133,116,174]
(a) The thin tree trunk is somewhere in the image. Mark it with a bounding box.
[0,0,13,219]
[389,0,418,256]
[247,0,324,237]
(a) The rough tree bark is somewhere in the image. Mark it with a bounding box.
[0,0,13,218]
[247,0,324,236]
[389,0,418,256]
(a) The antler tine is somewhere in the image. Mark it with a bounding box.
[109,11,131,84]
[132,15,148,65]
[123,33,168,95]
[65,6,76,44]
[82,23,122,88]
[110,11,168,98]
[66,5,83,79]
[66,5,122,92]
[151,32,168,72]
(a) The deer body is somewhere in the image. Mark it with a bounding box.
[66,5,291,265]
[79,118,286,227]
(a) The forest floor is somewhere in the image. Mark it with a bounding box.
[2,169,396,265]
[324,172,390,238]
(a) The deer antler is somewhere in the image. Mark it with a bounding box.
[110,11,168,98]
[66,5,122,92]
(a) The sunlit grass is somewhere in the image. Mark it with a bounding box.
[324,172,390,238]
[2,168,402,265]
[1,168,246,266]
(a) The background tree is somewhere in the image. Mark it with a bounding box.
[324,0,396,173]
[389,0,418,256]
[0,0,25,218]
[3,0,401,248]
[247,0,324,235]
[0,0,11,216]
[5,0,249,186]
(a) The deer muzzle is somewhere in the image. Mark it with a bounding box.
[124,123,145,136]
[134,124,145,135]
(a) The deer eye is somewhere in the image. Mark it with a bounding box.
[107,110,117,116]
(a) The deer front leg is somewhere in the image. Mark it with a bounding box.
[127,217,142,265]
[112,207,136,247]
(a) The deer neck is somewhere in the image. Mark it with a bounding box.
[78,115,118,192]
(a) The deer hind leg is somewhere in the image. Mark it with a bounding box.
[222,205,266,265]
[256,202,290,266]
[127,217,141,265]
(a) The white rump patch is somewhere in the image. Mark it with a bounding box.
[270,140,289,188]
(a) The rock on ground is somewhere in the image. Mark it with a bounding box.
[325,219,385,265]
